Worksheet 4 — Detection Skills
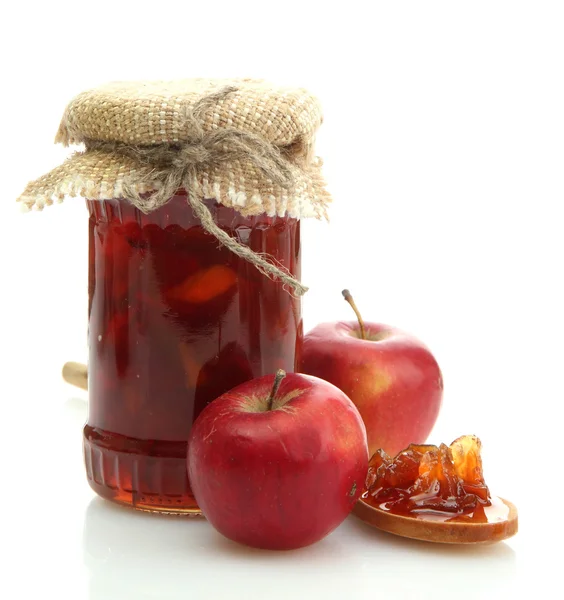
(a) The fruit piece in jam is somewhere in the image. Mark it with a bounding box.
[362,435,493,522]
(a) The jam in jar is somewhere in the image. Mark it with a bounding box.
[84,193,302,513]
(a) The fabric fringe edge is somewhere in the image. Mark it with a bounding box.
[17,154,331,221]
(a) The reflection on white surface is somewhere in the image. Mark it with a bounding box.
[83,497,518,600]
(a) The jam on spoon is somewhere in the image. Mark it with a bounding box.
[363,435,493,522]
[355,435,518,543]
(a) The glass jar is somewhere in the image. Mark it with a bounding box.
[83,192,302,514]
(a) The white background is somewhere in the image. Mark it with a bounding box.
[1,1,562,598]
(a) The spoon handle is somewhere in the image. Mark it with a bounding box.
[62,361,88,391]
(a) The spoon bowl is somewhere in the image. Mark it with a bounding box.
[353,496,518,544]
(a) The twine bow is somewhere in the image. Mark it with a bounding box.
[85,86,307,296]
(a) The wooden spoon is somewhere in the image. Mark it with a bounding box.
[353,496,518,544]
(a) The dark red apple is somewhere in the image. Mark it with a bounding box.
[300,290,443,458]
[187,370,368,550]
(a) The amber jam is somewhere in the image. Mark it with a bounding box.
[84,194,302,513]
[362,436,496,523]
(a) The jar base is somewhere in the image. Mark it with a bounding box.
[92,491,204,516]
[84,425,200,514]
[132,505,204,517]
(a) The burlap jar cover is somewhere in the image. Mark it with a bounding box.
[18,79,332,296]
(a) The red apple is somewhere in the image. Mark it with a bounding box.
[300,290,443,458]
[187,370,368,550]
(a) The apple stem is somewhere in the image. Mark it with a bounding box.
[342,289,366,340]
[267,369,286,411]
